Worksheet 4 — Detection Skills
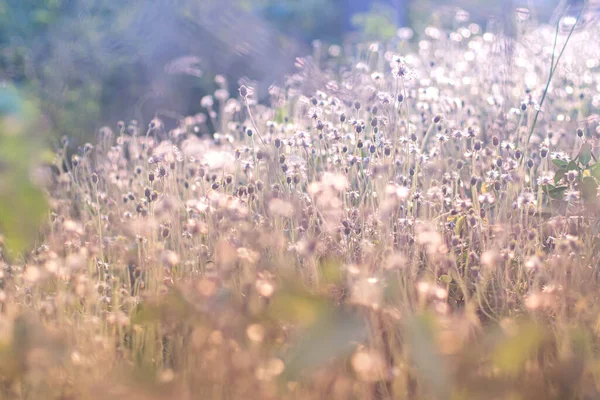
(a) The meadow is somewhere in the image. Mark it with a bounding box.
[2,8,600,400]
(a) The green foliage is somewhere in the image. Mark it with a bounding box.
[544,141,600,203]
[253,0,342,43]
[0,1,126,139]
[280,309,366,381]
[0,85,48,258]
[492,322,543,374]
[0,0,344,142]
[352,3,399,41]
[578,142,593,166]
[406,314,450,399]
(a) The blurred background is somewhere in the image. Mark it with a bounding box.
[0,0,579,144]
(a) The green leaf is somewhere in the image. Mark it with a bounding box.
[590,163,600,181]
[554,169,566,184]
[566,161,578,171]
[281,310,367,381]
[551,158,568,168]
[406,314,450,399]
[493,323,544,375]
[318,259,342,285]
[269,284,330,326]
[581,177,598,201]
[543,184,555,195]
[548,186,568,200]
[454,215,466,236]
[577,142,593,166]
[439,275,452,284]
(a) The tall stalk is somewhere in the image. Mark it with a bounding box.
[524,7,584,156]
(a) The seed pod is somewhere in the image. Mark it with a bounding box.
[469,251,479,263]
[299,219,309,231]
[514,149,522,160]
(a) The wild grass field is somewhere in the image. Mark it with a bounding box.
[2,7,600,400]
